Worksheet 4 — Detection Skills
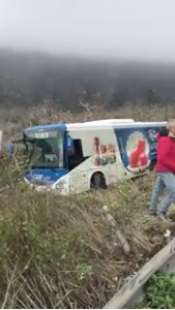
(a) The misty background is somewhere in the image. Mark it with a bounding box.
[0,0,175,110]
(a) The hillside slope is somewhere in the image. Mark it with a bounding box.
[0,161,173,308]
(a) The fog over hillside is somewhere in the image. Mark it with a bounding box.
[0,48,175,110]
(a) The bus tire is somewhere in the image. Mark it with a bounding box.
[90,172,107,190]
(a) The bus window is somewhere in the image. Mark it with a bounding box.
[68,139,86,170]
[67,135,74,155]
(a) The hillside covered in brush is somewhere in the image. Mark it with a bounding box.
[0,158,173,308]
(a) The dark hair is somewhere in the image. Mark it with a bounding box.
[159,127,169,136]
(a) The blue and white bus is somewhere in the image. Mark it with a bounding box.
[22,119,166,194]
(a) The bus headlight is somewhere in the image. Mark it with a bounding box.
[55,180,67,193]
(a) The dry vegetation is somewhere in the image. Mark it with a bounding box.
[0,103,175,308]
[1,102,175,139]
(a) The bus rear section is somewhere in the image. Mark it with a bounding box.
[115,122,166,175]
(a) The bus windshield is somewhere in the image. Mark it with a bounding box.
[24,130,64,169]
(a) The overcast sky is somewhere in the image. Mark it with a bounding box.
[0,0,175,61]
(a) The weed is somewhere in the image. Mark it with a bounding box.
[141,273,175,309]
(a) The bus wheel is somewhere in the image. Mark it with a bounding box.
[90,173,107,190]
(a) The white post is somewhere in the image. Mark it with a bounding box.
[0,131,2,155]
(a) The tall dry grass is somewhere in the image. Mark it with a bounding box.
[0,159,171,308]
[1,102,175,140]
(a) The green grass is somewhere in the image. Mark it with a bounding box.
[139,273,175,309]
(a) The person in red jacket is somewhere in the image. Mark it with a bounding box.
[149,120,175,220]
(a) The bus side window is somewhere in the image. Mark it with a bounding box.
[73,139,83,158]
[68,139,85,170]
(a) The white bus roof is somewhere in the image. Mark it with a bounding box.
[26,119,167,133]
[68,119,134,129]
[83,119,134,124]
[67,120,167,131]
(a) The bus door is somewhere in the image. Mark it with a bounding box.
[66,134,90,192]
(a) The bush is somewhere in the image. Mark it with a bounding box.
[142,273,175,309]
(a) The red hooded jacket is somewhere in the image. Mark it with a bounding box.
[155,134,175,173]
